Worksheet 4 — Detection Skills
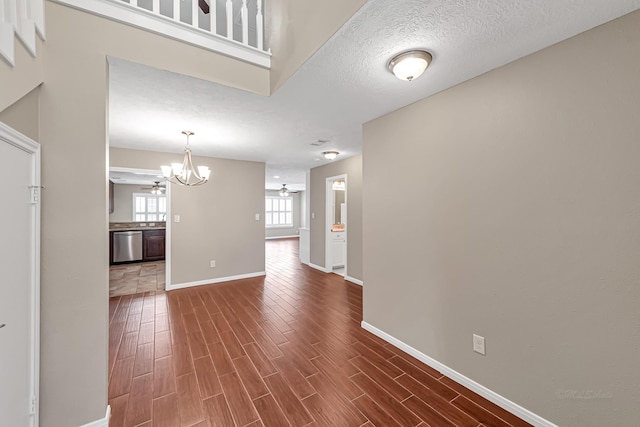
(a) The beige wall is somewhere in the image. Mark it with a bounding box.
[310,155,362,280]
[0,37,44,112]
[110,183,162,222]
[0,86,40,141]
[111,148,265,285]
[265,189,301,238]
[14,2,275,425]
[266,0,366,93]
[362,11,640,427]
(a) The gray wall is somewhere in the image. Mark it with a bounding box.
[0,86,40,141]
[265,189,301,238]
[310,155,362,280]
[0,37,43,113]
[110,183,159,222]
[362,11,640,427]
[111,148,265,285]
[0,1,272,425]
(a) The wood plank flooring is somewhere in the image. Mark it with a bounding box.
[109,238,532,427]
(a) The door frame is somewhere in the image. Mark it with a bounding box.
[0,121,41,426]
[325,173,347,276]
[108,166,171,289]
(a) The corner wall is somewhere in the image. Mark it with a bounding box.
[266,0,366,93]
[37,1,272,425]
[362,11,640,427]
[310,155,362,280]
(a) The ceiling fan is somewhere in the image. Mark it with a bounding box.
[141,181,166,195]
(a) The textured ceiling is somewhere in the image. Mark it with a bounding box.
[109,0,640,191]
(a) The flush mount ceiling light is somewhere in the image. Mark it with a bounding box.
[279,184,289,197]
[161,131,211,186]
[388,50,432,82]
[323,151,339,160]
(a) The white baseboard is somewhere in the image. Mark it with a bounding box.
[361,322,558,427]
[345,275,363,286]
[265,235,299,240]
[79,405,110,427]
[308,262,329,273]
[167,271,266,291]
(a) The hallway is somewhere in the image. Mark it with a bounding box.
[108,238,530,426]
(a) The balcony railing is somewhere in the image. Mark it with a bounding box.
[52,0,270,67]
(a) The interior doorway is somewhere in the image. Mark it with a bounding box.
[325,174,347,276]
[108,167,171,296]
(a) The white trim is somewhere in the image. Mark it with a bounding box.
[0,121,41,427]
[78,405,111,427]
[167,271,266,291]
[265,235,299,240]
[360,321,559,427]
[308,262,329,273]
[51,0,271,68]
[345,276,363,286]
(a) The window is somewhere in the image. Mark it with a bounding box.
[265,196,293,228]
[133,193,167,222]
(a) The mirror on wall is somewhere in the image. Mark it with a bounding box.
[330,179,346,232]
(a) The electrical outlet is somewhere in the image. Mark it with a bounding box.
[174,215,181,223]
[473,334,486,355]
[210,260,216,268]
[311,212,316,219]
[255,213,260,221]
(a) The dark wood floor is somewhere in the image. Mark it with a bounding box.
[108,238,531,427]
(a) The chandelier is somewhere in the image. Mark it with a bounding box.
[279,184,289,197]
[161,131,211,186]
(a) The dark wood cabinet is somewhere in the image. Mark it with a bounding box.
[109,180,114,214]
[143,229,165,261]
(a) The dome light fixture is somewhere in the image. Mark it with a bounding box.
[279,184,289,197]
[388,50,432,82]
[322,151,339,160]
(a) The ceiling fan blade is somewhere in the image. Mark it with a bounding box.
[199,0,210,14]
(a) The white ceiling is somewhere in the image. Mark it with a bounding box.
[108,0,640,191]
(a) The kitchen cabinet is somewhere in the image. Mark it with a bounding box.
[331,231,345,268]
[143,229,165,261]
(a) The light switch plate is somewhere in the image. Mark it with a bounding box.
[174,215,180,223]
[255,213,260,221]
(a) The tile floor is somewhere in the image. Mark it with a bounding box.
[109,261,166,297]
[108,239,532,426]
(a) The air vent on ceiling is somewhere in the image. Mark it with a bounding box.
[310,139,330,146]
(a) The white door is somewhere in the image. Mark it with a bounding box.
[0,123,40,427]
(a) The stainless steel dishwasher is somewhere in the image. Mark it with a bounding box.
[113,231,143,263]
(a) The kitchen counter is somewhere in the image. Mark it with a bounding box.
[109,222,166,232]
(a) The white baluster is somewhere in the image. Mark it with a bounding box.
[256,0,263,50]
[173,0,180,21]
[210,0,216,36]
[152,0,159,14]
[241,0,248,45]
[191,0,198,28]
[226,0,232,39]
